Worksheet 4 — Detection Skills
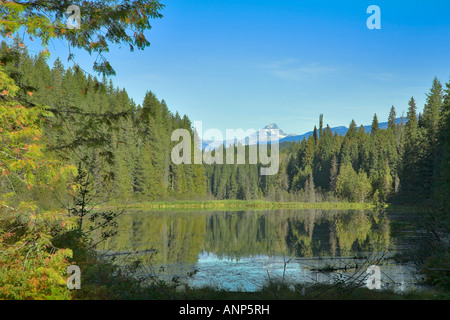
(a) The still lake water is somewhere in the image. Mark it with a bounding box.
[96,209,422,292]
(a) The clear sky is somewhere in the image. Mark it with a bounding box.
[39,0,450,136]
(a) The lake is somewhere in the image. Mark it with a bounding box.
[95,208,423,292]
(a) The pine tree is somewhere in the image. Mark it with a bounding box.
[371,113,379,136]
[340,120,358,169]
[329,154,338,195]
[400,97,421,200]
[420,77,444,199]
[388,106,397,131]
[319,114,324,139]
[171,164,188,198]
[314,124,334,190]
[304,173,316,203]
[422,77,443,141]
[286,155,298,191]
[435,79,450,210]
[134,141,162,200]
[356,125,370,173]
[313,126,318,142]
[228,169,238,199]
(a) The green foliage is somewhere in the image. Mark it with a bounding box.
[0,46,210,204]
[0,65,77,300]
[336,163,358,202]
[0,0,164,76]
[371,113,379,136]
[1,2,449,296]
[356,169,371,203]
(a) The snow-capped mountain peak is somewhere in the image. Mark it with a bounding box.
[264,123,280,130]
[259,123,289,139]
[202,123,293,150]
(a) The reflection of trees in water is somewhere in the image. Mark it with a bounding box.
[204,211,289,260]
[98,212,207,265]
[333,211,372,255]
[331,210,391,256]
[329,225,338,257]
[97,209,391,265]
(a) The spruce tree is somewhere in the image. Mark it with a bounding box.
[313,126,318,142]
[400,97,421,200]
[435,79,450,210]
[340,120,358,170]
[319,114,324,139]
[388,106,397,131]
[420,77,444,198]
[329,154,338,195]
[422,77,443,141]
[371,113,379,136]
[304,173,316,203]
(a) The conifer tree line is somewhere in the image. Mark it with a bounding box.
[0,42,207,203]
[206,77,450,207]
[2,42,449,207]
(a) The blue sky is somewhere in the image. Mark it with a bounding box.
[37,0,450,136]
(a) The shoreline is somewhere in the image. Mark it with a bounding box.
[98,200,378,211]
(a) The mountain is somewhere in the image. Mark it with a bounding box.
[279,118,406,144]
[202,123,294,150]
[262,123,290,138]
[245,123,292,144]
[279,126,347,143]
[202,118,406,150]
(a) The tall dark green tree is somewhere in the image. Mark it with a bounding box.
[422,77,443,142]
[319,114,324,138]
[435,79,450,209]
[313,126,318,142]
[388,106,397,131]
[420,77,444,198]
[371,113,379,136]
[399,97,421,200]
[329,153,338,195]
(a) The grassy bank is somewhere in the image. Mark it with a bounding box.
[100,200,376,211]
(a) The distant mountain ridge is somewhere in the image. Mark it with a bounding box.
[279,118,405,144]
[202,118,406,150]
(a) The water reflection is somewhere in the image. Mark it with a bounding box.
[95,209,414,291]
[98,209,390,261]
